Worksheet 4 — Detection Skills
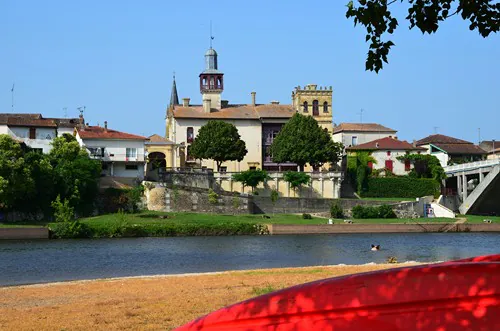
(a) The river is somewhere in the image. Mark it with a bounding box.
[0,233,499,286]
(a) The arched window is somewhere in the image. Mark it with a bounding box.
[312,100,319,116]
[323,102,328,113]
[187,127,194,143]
[303,101,308,113]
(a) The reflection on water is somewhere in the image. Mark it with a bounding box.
[0,233,498,286]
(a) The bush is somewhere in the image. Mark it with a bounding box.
[302,213,312,219]
[352,204,397,219]
[51,196,75,223]
[330,202,344,218]
[363,177,440,198]
[50,221,91,238]
[283,171,311,189]
[208,188,218,205]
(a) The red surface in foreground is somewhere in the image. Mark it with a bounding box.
[175,254,500,331]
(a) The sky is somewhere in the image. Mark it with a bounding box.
[1,0,499,143]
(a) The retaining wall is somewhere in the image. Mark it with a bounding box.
[0,227,49,240]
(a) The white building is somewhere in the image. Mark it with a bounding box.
[75,122,147,181]
[346,137,426,176]
[333,123,397,149]
[0,113,80,153]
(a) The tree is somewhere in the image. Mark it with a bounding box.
[347,151,376,194]
[346,1,500,72]
[283,171,311,190]
[397,154,446,181]
[189,120,247,171]
[270,113,343,171]
[232,169,270,193]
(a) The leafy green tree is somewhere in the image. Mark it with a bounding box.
[397,154,445,181]
[189,120,247,171]
[270,113,343,171]
[232,169,270,193]
[347,151,376,194]
[283,171,311,189]
[49,135,101,215]
[346,0,500,72]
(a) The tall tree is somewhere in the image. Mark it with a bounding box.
[189,120,247,171]
[346,0,500,72]
[270,113,343,171]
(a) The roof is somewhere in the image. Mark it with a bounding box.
[479,140,499,152]
[78,126,146,140]
[0,113,80,128]
[346,137,426,151]
[489,148,500,154]
[172,104,295,120]
[416,134,472,145]
[416,134,486,155]
[333,123,397,134]
[146,134,173,145]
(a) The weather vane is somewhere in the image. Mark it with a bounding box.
[210,21,214,48]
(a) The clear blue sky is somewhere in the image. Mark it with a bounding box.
[1,0,499,143]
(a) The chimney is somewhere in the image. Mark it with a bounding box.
[182,98,190,107]
[104,121,108,130]
[221,100,229,108]
[270,100,280,105]
[203,98,212,113]
[79,113,85,129]
[251,92,256,106]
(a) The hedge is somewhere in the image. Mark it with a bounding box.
[363,177,440,198]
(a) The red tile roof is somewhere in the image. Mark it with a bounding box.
[172,104,295,120]
[0,113,80,128]
[346,137,426,151]
[416,134,471,145]
[78,126,146,140]
[146,134,173,144]
[333,123,396,134]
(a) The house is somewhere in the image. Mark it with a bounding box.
[165,46,334,172]
[332,123,397,149]
[346,137,426,176]
[479,140,499,160]
[416,134,487,167]
[0,113,80,153]
[75,122,147,182]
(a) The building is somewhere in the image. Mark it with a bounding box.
[416,134,487,167]
[479,140,499,160]
[75,122,147,181]
[166,46,334,172]
[0,113,81,153]
[332,123,397,148]
[145,134,177,180]
[346,137,426,176]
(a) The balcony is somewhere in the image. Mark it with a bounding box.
[88,151,145,162]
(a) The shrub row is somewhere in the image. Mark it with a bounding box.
[352,205,397,219]
[363,177,440,198]
[49,221,269,239]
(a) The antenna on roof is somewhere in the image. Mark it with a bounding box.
[358,108,365,123]
[478,128,481,144]
[433,126,439,134]
[10,83,14,112]
[210,20,214,48]
[77,106,86,117]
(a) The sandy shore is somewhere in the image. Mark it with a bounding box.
[0,263,418,331]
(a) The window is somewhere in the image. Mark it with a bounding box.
[125,164,139,170]
[29,127,36,139]
[385,160,393,172]
[352,136,358,146]
[367,161,373,169]
[219,166,227,173]
[187,127,194,143]
[323,102,328,113]
[303,101,308,113]
[249,166,257,170]
[88,147,105,157]
[312,100,319,116]
[405,160,411,171]
[126,148,137,158]
[387,151,391,156]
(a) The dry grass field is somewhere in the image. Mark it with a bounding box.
[0,263,418,331]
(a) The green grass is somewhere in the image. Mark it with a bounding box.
[251,283,282,296]
[330,217,455,224]
[459,215,500,224]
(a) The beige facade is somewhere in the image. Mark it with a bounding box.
[292,84,333,133]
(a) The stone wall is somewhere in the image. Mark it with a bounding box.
[159,170,215,190]
[143,182,252,214]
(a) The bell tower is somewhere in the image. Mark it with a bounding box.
[199,47,224,111]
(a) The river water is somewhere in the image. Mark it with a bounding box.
[0,233,499,286]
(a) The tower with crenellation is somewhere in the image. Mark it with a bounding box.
[292,84,333,133]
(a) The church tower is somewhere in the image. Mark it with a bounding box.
[199,47,224,111]
[292,84,333,133]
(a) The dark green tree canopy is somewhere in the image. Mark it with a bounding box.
[347,0,500,72]
[283,171,311,189]
[232,169,270,192]
[189,120,247,171]
[270,113,343,171]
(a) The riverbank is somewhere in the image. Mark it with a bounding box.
[0,263,419,331]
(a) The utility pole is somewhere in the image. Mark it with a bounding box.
[478,128,481,144]
[11,83,14,112]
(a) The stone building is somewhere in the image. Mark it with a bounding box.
[165,46,334,172]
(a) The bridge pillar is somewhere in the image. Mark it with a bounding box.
[457,174,462,199]
[479,169,484,182]
[462,172,468,200]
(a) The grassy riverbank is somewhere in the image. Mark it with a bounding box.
[2,212,498,238]
[0,263,417,331]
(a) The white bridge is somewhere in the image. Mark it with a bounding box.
[443,159,500,215]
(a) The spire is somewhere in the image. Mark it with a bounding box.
[170,73,179,107]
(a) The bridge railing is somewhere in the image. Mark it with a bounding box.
[444,159,500,174]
